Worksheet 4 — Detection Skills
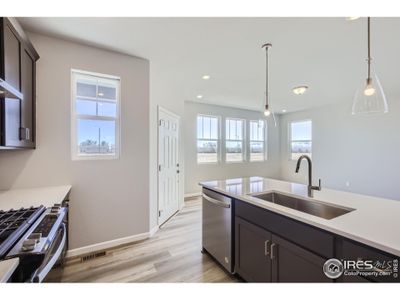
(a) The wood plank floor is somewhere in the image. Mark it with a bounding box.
[46,197,238,283]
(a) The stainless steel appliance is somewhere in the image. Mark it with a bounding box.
[202,188,233,273]
[0,203,68,282]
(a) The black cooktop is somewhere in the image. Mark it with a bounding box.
[0,206,46,259]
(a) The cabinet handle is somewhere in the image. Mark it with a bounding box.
[264,240,270,256]
[270,243,276,260]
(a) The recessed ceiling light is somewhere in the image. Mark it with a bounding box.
[292,85,308,95]
[346,17,361,21]
[197,95,203,99]
[98,92,104,97]
[282,109,287,113]
[202,75,210,80]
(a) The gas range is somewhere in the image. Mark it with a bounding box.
[0,203,68,282]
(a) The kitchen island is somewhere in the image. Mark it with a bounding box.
[200,177,400,282]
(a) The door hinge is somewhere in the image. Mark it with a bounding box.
[158,165,162,172]
[158,210,161,217]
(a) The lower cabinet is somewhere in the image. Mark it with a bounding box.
[235,217,272,282]
[235,217,332,282]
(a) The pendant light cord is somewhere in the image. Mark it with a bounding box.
[262,43,272,109]
[265,46,269,108]
[367,17,371,80]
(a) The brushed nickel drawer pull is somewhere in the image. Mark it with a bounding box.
[270,243,276,260]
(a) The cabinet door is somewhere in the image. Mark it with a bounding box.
[271,234,332,282]
[3,21,22,147]
[235,217,272,282]
[20,47,35,147]
[3,22,20,87]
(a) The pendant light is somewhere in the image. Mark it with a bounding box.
[262,43,277,127]
[352,17,388,115]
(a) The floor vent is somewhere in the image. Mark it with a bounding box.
[81,251,106,262]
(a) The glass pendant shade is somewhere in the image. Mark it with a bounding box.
[352,73,388,115]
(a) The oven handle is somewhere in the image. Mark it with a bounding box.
[31,223,66,283]
[203,194,231,208]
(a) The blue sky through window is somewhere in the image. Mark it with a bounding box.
[291,120,312,141]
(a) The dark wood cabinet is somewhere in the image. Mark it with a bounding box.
[235,216,330,282]
[0,17,39,149]
[235,217,272,282]
[271,234,331,282]
[20,47,35,147]
[234,199,399,283]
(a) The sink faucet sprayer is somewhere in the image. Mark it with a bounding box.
[295,155,321,197]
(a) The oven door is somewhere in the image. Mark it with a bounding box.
[30,223,67,283]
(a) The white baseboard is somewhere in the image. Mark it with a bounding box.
[184,192,201,199]
[149,225,159,237]
[66,230,152,258]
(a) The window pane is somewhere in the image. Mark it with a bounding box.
[98,102,117,117]
[250,141,264,161]
[210,117,218,139]
[77,119,116,155]
[197,140,218,163]
[250,120,265,142]
[236,120,243,140]
[291,141,311,160]
[197,116,203,139]
[226,119,243,140]
[203,117,211,139]
[77,81,97,98]
[98,85,116,100]
[226,141,243,162]
[291,120,311,141]
[76,99,96,115]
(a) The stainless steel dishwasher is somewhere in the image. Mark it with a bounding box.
[202,188,233,273]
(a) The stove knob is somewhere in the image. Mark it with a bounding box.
[22,239,36,252]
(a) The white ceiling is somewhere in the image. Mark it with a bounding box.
[19,17,400,113]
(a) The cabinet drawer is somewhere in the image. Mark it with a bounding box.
[235,200,334,258]
[339,239,399,282]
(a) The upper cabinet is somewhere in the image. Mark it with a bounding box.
[0,17,39,149]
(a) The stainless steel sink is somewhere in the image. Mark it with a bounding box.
[249,192,355,220]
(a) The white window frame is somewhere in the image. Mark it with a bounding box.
[71,69,121,161]
[225,117,246,163]
[289,119,312,161]
[249,119,267,162]
[196,114,221,164]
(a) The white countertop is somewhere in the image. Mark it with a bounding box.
[0,185,71,211]
[0,258,19,283]
[200,177,400,257]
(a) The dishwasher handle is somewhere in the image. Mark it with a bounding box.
[203,194,231,209]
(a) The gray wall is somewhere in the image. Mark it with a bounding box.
[0,33,151,249]
[184,102,282,194]
[279,100,400,201]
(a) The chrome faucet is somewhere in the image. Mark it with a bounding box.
[295,155,321,197]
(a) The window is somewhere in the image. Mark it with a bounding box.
[249,120,266,161]
[290,120,312,160]
[225,118,245,162]
[197,115,219,163]
[71,70,120,160]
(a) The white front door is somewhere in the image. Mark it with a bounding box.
[158,107,180,225]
